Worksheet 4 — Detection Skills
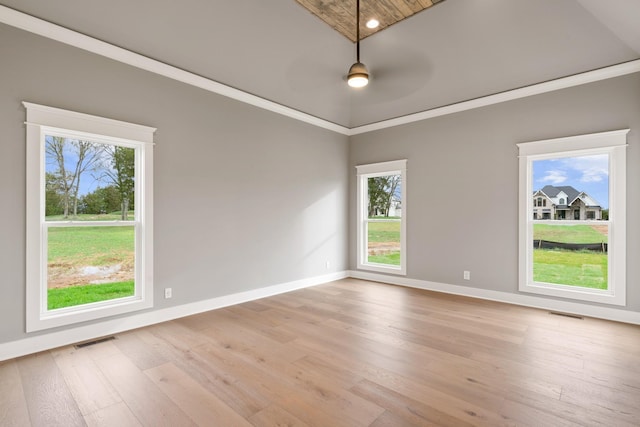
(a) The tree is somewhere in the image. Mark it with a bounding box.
[45,172,64,216]
[45,136,103,218]
[70,140,104,216]
[45,136,74,218]
[79,186,122,214]
[101,146,135,220]
[368,175,401,217]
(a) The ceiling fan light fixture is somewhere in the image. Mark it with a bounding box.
[347,0,368,88]
[348,62,369,87]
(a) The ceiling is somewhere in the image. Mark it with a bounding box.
[294,0,445,42]
[1,0,639,129]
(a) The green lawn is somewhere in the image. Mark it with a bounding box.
[367,220,401,265]
[533,249,607,289]
[368,220,401,242]
[47,224,135,310]
[48,226,134,265]
[368,252,401,265]
[533,223,607,243]
[48,281,135,310]
[532,223,608,289]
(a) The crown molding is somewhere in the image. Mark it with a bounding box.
[0,5,350,136]
[1,5,639,137]
[349,59,640,135]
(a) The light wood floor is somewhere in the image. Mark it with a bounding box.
[2,278,640,426]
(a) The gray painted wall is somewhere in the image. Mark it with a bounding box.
[350,72,640,312]
[1,19,638,348]
[0,24,349,343]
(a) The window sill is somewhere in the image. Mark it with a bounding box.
[520,281,625,306]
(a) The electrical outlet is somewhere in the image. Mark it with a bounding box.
[463,271,471,280]
[326,260,331,269]
[164,288,172,299]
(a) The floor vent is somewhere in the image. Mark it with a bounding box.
[74,336,116,349]
[549,311,583,319]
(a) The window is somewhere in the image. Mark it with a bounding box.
[356,160,407,275]
[518,130,627,305]
[25,102,155,331]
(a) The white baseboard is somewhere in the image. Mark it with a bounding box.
[0,271,348,362]
[349,270,640,325]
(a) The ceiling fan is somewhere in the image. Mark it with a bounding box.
[347,0,369,88]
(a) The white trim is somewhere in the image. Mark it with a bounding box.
[0,271,348,362]
[517,130,628,306]
[348,271,640,326]
[517,129,629,156]
[355,159,407,176]
[24,103,155,331]
[349,60,640,135]
[0,6,349,136]
[23,102,156,143]
[2,6,640,136]
[356,160,407,276]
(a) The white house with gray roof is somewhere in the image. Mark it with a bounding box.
[533,185,602,220]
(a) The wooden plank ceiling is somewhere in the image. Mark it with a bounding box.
[294,0,446,42]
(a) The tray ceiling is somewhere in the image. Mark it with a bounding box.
[1,0,639,129]
[294,0,445,42]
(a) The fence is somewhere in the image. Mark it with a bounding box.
[533,240,607,253]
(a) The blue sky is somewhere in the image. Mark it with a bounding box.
[45,136,112,196]
[533,154,609,209]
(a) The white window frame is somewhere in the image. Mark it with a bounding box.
[356,159,407,275]
[24,102,155,332]
[518,130,628,306]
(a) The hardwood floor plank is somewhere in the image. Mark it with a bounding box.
[162,341,271,419]
[112,331,172,371]
[498,398,582,427]
[144,362,252,426]
[248,404,310,427]
[351,378,477,427]
[84,402,142,427]
[140,330,270,418]
[560,381,640,426]
[368,410,421,427]
[224,305,299,343]
[291,355,364,390]
[286,334,508,425]
[191,335,385,427]
[51,345,122,415]
[0,360,31,427]
[174,310,221,331]
[200,319,306,364]
[146,320,211,351]
[17,352,86,427]
[92,349,196,426]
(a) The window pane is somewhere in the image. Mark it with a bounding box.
[367,221,401,265]
[366,173,402,266]
[367,174,402,218]
[45,135,135,221]
[533,223,608,289]
[532,154,609,221]
[531,154,609,290]
[47,226,135,310]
